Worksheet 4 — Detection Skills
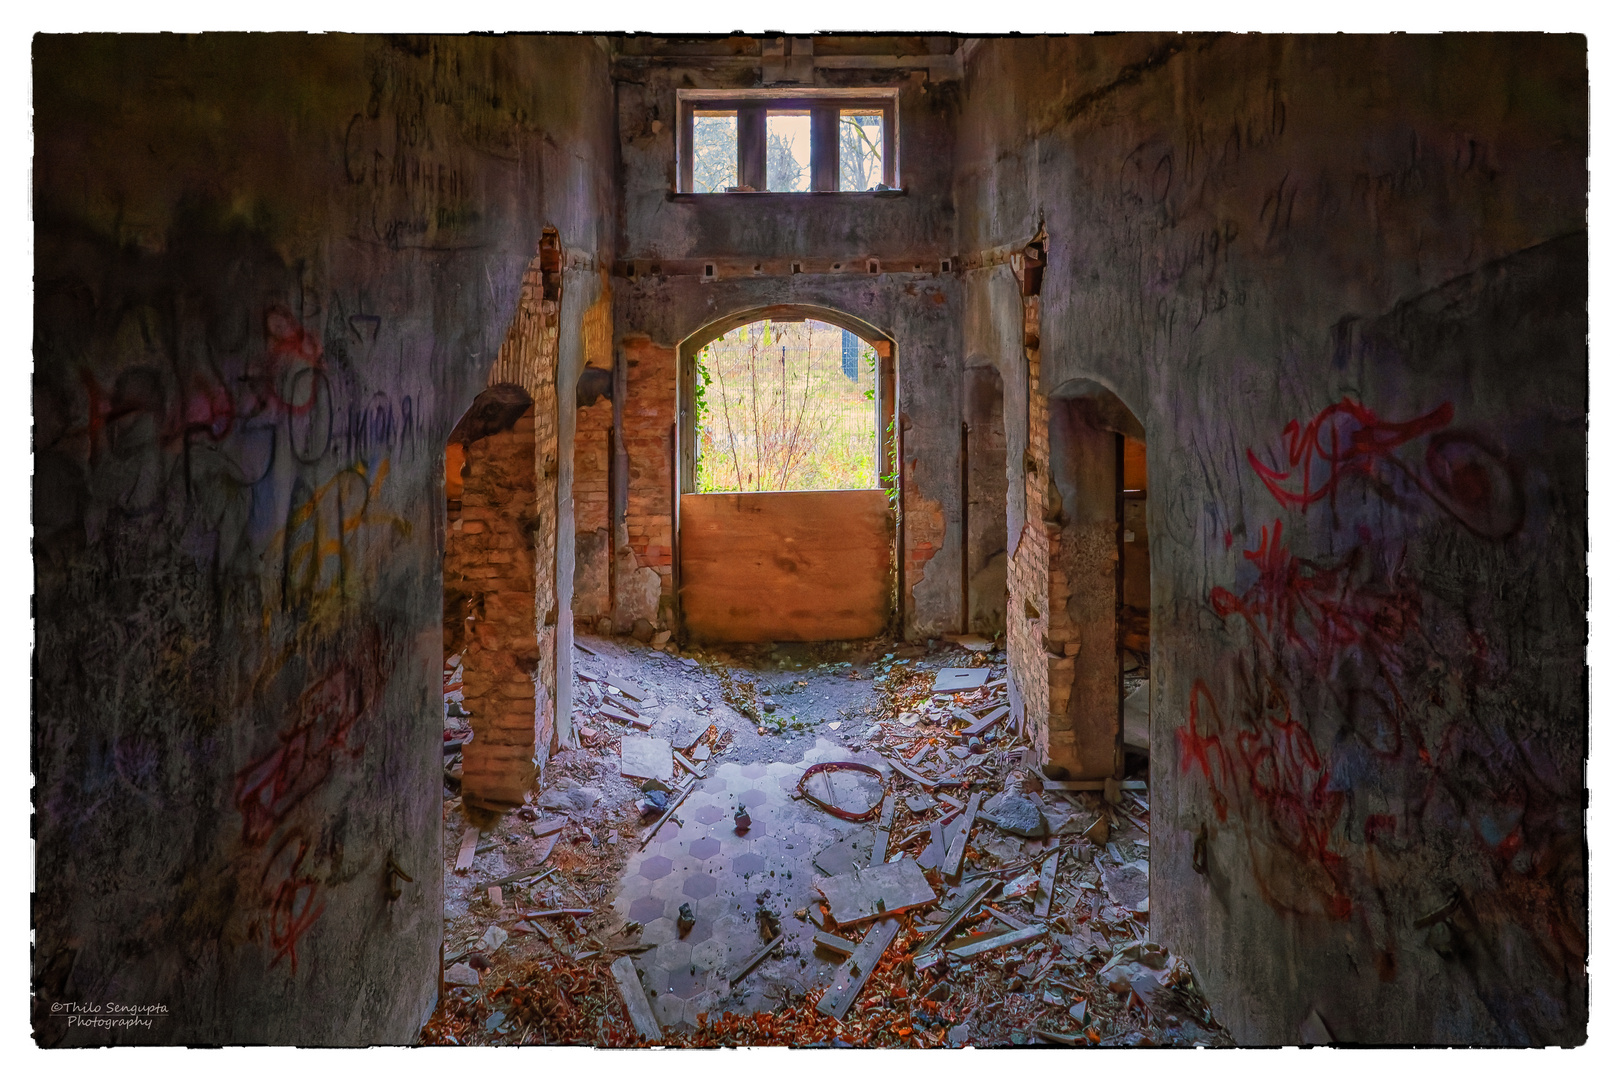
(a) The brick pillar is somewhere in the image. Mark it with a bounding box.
[572,390,614,628]
[616,334,675,632]
[451,408,542,809]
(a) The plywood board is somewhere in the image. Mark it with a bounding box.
[816,858,936,927]
[679,490,891,643]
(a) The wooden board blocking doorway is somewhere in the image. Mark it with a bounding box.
[679,489,891,642]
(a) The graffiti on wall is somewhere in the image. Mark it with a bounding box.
[1177,394,1582,1038]
[35,223,423,981]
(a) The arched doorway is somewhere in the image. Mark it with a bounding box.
[673,306,898,642]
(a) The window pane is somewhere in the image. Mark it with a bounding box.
[765,112,810,192]
[691,112,738,192]
[839,112,884,191]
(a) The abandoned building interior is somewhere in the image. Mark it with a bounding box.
[31,31,1588,1048]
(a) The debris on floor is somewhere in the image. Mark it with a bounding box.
[421,632,1229,1047]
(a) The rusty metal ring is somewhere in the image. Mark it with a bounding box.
[796,761,886,821]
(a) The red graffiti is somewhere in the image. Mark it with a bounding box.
[261,834,326,973]
[1245,397,1453,510]
[1246,396,1524,538]
[1176,673,1353,920]
[1210,520,1421,702]
[234,666,367,848]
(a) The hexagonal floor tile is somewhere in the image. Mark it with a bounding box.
[639,854,674,880]
[682,873,719,899]
[740,763,767,779]
[665,966,707,999]
[640,917,679,946]
[691,940,727,973]
[730,852,767,877]
[738,788,769,808]
[659,940,694,970]
[694,804,726,826]
[655,820,682,843]
[700,775,730,794]
[628,895,668,924]
[680,915,716,945]
[690,836,722,861]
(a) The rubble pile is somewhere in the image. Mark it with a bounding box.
[422,633,1230,1047]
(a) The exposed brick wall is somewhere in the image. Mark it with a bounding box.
[572,390,613,626]
[1007,295,1052,763]
[618,333,675,629]
[448,410,542,809]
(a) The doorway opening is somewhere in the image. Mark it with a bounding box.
[674,307,897,643]
[1043,379,1149,781]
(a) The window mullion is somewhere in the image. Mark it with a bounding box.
[738,105,766,192]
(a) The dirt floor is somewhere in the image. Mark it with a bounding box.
[421,634,1231,1048]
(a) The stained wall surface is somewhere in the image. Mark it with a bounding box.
[957,33,1587,1044]
[32,33,615,1044]
[611,40,969,639]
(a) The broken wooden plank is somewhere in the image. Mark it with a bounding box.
[637,778,697,850]
[574,641,600,658]
[884,755,940,788]
[454,827,480,872]
[727,933,784,987]
[941,792,982,881]
[904,743,931,767]
[672,748,705,778]
[816,917,902,1020]
[815,858,937,927]
[945,922,1048,957]
[604,694,640,717]
[912,877,996,957]
[917,819,946,871]
[531,817,568,838]
[1033,848,1060,918]
[610,956,662,1041]
[481,839,558,890]
[1042,779,1147,792]
[605,677,645,702]
[983,905,1029,931]
[962,704,1010,738]
[599,704,640,725]
[870,793,896,867]
[812,930,857,957]
[523,907,593,918]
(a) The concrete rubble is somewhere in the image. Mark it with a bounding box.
[423,633,1230,1047]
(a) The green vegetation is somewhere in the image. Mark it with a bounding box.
[694,319,878,492]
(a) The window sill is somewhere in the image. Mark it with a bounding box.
[668,188,907,202]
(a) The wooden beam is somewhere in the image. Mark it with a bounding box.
[810,103,839,191]
[816,917,901,1020]
[738,105,766,190]
[870,792,896,866]
[610,957,662,1041]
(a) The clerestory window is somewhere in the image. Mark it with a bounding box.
[677,89,897,194]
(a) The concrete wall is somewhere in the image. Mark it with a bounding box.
[957,33,1587,1045]
[611,44,967,639]
[32,33,615,1045]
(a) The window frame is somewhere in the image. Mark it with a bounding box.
[677,88,898,194]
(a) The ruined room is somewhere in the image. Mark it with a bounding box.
[30,29,1588,1049]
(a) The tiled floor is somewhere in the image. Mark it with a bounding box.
[612,737,890,1030]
